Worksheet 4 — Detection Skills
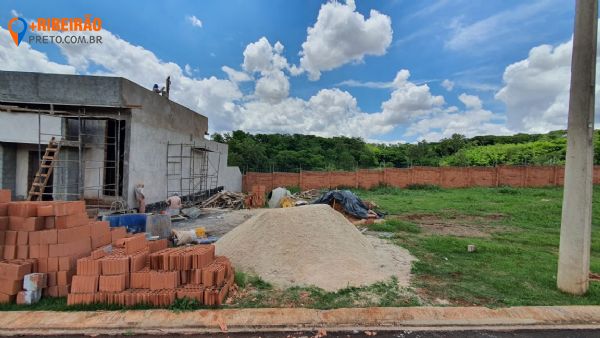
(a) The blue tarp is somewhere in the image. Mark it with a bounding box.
[312,190,375,219]
[102,214,147,233]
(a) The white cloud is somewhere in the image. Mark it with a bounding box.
[186,15,203,28]
[254,69,289,103]
[221,66,251,83]
[242,37,289,74]
[377,70,445,124]
[298,0,392,80]
[0,28,76,74]
[495,37,586,133]
[446,0,556,51]
[336,79,394,89]
[441,79,454,91]
[406,93,511,141]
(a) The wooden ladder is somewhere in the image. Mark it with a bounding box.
[28,137,60,201]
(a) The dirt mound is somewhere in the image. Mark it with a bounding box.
[215,204,414,291]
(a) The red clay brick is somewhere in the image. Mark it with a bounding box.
[100,256,129,275]
[46,272,57,287]
[3,245,15,259]
[59,256,75,271]
[150,271,179,290]
[90,245,112,260]
[99,274,128,292]
[110,227,127,244]
[23,217,45,231]
[71,275,98,294]
[0,292,16,304]
[8,203,37,217]
[129,251,148,272]
[77,258,101,276]
[0,190,10,203]
[0,216,7,230]
[124,234,147,255]
[0,204,7,217]
[55,213,89,229]
[28,231,39,245]
[38,229,57,245]
[0,260,33,280]
[37,205,55,217]
[57,224,90,244]
[44,217,55,229]
[90,221,110,238]
[16,231,28,245]
[130,270,150,289]
[67,293,95,305]
[147,239,168,253]
[0,278,22,295]
[16,245,28,259]
[44,285,58,297]
[91,232,111,249]
[47,257,59,272]
[57,270,74,286]
[4,231,16,245]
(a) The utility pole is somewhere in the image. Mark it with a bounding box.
[557,0,598,295]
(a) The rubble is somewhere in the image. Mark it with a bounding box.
[200,191,246,209]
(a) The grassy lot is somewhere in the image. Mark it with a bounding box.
[3,185,600,310]
[356,185,600,307]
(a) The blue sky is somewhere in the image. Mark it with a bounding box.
[0,0,585,143]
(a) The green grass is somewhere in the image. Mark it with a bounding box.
[368,219,421,233]
[231,277,419,309]
[356,186,600,307]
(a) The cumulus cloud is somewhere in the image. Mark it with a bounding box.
[494,33,600,133]
[406,93,511,142]
[298,0,392,80]
[0,28,76,74]
[441,79,454,91]
[221,66,251,83]
[186,15,203,28]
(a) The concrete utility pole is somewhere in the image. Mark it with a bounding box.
[557,0,598,295]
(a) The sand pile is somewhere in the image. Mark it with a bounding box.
[215,204,414,291]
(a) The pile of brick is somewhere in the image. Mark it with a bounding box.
[68,235,234,307]
[0,189,128,303]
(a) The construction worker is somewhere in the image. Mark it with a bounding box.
[134,182,146,213]
[152,84,161,94]
[166,193,182,216]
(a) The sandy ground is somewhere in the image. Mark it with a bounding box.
[172,208,262,237]
[174,206,415,290]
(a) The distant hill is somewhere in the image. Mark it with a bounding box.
[213,130,600,172]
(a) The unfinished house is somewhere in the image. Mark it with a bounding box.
[0,71,241,213]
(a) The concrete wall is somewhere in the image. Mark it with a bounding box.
[221,166,243,192]
[0,112,62,144]
[0,71,122,107]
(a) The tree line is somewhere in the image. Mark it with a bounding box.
[212,130,600,172]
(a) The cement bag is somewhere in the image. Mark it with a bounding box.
[171,229,197,246]
[268,187,291,208]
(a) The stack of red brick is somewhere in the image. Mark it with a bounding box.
[0,189,128,302]
[68,236,234,307]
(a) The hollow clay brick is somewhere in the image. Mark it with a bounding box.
[99,274,128,292]
[71,275,98,294]
[0,216,7,230]
[0,190,10,203]
[0,278,22,295]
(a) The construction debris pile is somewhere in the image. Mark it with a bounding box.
[216,204,403,291]
[68,237,234,306]
[200,191,245,209]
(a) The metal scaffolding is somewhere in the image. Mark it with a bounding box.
[0,103,127,215]
[166,142,220,206]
